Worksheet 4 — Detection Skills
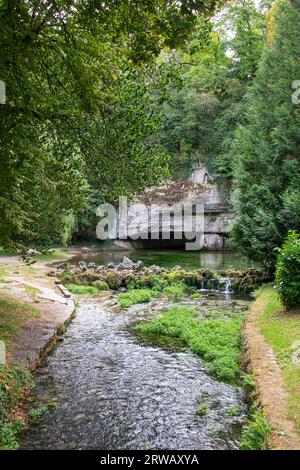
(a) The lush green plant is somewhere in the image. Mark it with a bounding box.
[66,284,99,295]
[226,404,243,418]
[29,408,44,422]
[134,306,244,382]
[197,403,208,417]
[275,231,300,309]
[232,0,300,270]
[0,365,34,450]
[240,411,272,450]
[118,289,158,308]
[163,282,190,302]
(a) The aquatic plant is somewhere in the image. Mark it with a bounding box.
[118,289,158,308]
[134,306,244,382]
[66,284,99,295]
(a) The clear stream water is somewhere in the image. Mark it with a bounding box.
[21,290,250,450]
[71,249,255,271]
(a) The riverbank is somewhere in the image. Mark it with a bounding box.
[244,285,300,450]
[0,252,75,449]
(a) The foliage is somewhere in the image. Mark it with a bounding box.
[240,410,272,450]
[66,284,99,295]
[155,0,267,179]
[104,271,122,290]
[231,0,300,271]
[0,0,221,247]
[118,289,158,308]
[163,282,191,302]
[197,403,208,416]
[276,231,300,309]
[28,408,43,422]
[0,365,34,450]
[134,306,244,382]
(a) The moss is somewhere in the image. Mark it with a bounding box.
[104,271,122,290]
[93,280,109,291]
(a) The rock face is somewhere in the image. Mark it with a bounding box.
[110,170,235,250]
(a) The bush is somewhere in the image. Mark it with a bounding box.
[276,231,300,309]
[163,282,190,302]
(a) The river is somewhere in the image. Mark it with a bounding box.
[21,289,250,450]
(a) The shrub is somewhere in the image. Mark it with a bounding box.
[118,289,157,308]
[276,231,300,309]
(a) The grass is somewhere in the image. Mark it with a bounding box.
[240,410,272,450]
[134,306,244,382]
[162,282,190,302]
[256,285,300,434]
[34,249,69,261]
[0,294,41,352]
[66,284,99,295]
[118,289,158,308]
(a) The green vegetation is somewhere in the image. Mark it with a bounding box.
[197,404,208,417]
[0,294,41,351]
[163,282,191,302]
[118,289,158,309]
[256,285,300,433]
[28,408,44,422]
[134,306,244,382]
[0,365,34,450]
[66,285,99,295]
[231,0,300,271]
[240,411,272,450]
[226,404,243,418]
[276,231,300,309]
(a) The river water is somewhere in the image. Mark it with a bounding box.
[71,249,255,271]
[21,293,250,450]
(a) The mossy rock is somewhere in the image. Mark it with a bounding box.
[93,280,109,291]
[104,271,122,290]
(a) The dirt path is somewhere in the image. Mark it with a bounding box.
[0,254,75,369]
[244,295,300,450]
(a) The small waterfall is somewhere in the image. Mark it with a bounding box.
[224,278,232,294]
[201,278,207,291]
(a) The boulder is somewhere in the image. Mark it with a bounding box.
[79,261,87,271]
[81,247,92,253]
[87,262,97,269]
[122,256,134,268]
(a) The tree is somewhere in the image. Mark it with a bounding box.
[231,0,300,271]
[0,0,222,246]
